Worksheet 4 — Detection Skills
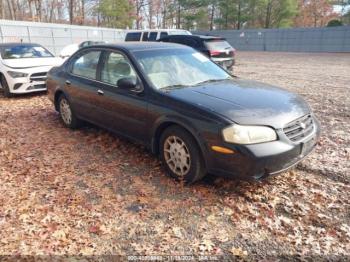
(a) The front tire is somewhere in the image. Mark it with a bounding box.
[1,75,13,98]
[159,126,206,184]
[58,94,80,129]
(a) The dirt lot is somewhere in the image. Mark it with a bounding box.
[0,52,349,260]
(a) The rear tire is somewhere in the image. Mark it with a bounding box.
[1,75,13,98]
[58,94,81,129]
[159,126,206,184]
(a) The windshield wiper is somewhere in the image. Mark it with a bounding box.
[193,78,230,86]
[160,84,191,90]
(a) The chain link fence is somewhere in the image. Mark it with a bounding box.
[195,26,350,52]
[0,19,126,55]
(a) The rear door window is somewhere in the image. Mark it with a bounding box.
[148,32,158,41]
[71,50,101,80]
[160,32,168,39]
[125,32,142,41]
[142,32,149,41]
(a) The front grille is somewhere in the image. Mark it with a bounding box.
[27,84,46,90]
[283,114,314,142]
[30,72,47,82]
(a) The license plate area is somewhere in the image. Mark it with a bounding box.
[301,135,316,156]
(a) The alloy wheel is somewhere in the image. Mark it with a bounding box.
[163,135,191,177]
[59,98,72,125]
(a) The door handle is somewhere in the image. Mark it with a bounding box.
[97,89,104,95]
[65,80,71,85]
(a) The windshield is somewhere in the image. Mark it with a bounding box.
[1,44,54,59]
[133,48,231,90]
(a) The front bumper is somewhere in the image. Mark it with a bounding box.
[206,117,321,180]
[3,67,51,94]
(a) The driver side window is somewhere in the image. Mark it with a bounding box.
[101,52,136,86]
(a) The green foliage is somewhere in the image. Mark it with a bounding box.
[214,0,297,29]
[327,19,343,26]
[98,0,134,28]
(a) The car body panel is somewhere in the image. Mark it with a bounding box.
[163,79,310,129]
[0,43,63,94]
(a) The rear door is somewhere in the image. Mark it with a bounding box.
[65,49,103,123]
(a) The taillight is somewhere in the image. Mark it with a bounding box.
[209,50,221,56]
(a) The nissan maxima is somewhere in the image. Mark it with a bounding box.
[46,43,320,183]
[0,43,62,97]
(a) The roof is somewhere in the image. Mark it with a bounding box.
[89,42,191,52]
[0,42,40,47]
[162,34,225,40]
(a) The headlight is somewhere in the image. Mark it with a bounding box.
[7,71,28,78]
[222,124,277,144]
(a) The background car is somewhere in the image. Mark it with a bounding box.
[125,29,191,42]
[47,43,320,184]
[0,42,62,97]
[59,41,107,59]
[159,35,236,70]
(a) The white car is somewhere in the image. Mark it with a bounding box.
[0,43,62,97]
[59,41,107,59]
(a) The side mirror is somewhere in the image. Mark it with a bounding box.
[117,77,143,93]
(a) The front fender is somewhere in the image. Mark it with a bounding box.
[150,114,210,167]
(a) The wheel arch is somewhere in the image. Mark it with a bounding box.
[54,89,65,111]
[151,117,208,167]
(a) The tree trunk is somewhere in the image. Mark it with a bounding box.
[81,0,84,25]
[6,0,14,20]
[69,0,73,24]
[176,0,181,29]
[161,0,166,28]
[148,0,153,29]
[237,0,241,29]
[265,0,272,28]
[209,4,215,31]
[224,0,228,29]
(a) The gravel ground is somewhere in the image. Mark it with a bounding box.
[0,52,349,260]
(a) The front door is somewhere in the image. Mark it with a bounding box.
[94,50,149,143]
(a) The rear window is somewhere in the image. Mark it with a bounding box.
[125,32,142,41]
[205,40,232,50]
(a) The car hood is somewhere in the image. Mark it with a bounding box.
[164,79,311,129]
[2,57,63,69]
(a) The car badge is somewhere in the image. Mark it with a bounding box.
[300,123,306,129]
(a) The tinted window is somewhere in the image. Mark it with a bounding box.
[71,50,101,79]
[142,32,149,41]
[125,32,142,41]
[205,40,232,50]
[148,32,158,41]
[168,37,184,45]
[183,38,199,48]
[101,52,136,86]
[1,44,53,59]
[160,32,168,39]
